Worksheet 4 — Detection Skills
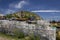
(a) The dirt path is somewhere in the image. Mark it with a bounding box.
[0,37,9,40]
[0,37,14,40]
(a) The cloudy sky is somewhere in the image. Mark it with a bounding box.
[0,0,60,21]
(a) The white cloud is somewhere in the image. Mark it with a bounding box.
[31,10,60,12]
[9,0,28,9]
[7,0,28,14]
[15,1,27,8]
[5,9,16,14]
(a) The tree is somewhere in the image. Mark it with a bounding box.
[6,14,12,19]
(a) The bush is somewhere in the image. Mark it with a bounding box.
[29,34,40,40]
[13,28,25,38]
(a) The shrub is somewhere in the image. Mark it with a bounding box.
[13,28,25,38]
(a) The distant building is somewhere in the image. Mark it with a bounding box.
[0,14,5,20]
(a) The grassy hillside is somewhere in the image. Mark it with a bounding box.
[5,11,42,20]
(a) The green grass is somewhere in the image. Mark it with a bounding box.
[0,32,30,40]
[0,32,40,40]
[0,32,19,40]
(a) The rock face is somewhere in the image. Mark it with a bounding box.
[5,11,41,21]
[0,20,56,40]
[0,11,56,40]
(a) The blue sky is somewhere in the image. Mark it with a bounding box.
[0,0,60,21]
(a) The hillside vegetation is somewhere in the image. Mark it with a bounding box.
[5,11,41,21]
